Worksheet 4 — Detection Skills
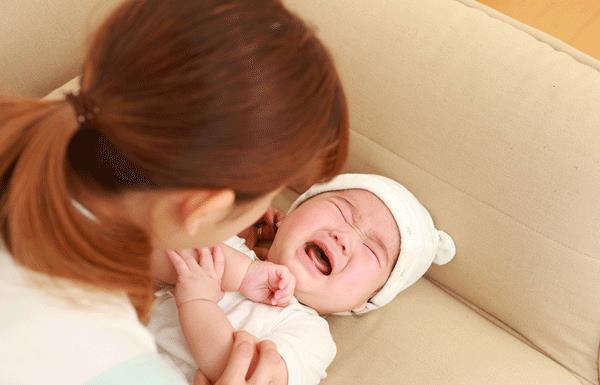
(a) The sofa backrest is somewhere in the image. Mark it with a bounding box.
[284,0,600,383]
[0,0,120,97]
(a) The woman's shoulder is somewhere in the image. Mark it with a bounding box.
[0,249,166,385]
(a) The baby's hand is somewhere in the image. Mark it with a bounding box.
[166,246,225,307]
[239,261,296,307]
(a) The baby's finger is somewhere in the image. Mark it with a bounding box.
[277,270,289,290]
[197,247,215,271]
[273,288,287,300]
[166,250,190,276]
[175,248,198,271]
[211,245,225,280]
[273,287,292,305]
[273,298,289,307]
[271,291,283,305]
[178,248,197,261]
[276,275,296,306]
[278,290,294,306]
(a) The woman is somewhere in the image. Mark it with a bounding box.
[0,1,348,384]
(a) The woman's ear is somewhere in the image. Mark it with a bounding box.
[181,189,236,236]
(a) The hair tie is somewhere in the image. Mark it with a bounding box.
[64,91,100,129]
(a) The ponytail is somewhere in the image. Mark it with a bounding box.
[0,97,154,321]
[0,0,349,323]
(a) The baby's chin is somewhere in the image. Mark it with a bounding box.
[294,293,329,315]
[294,291,353,315]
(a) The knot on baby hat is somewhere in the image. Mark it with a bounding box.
[289,173,456,315]
[434,230,456,265]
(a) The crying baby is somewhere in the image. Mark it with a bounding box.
[150,173,456,385]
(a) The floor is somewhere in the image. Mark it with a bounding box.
[479,0,600,59]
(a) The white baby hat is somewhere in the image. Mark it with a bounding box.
[289,173,456,314]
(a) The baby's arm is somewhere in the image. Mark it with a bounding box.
[263,311,336,385]
[151,244,251,288]
[159,242,295,306]
[218,242,255,291]
[220,243,296,307]
[168,248,289,384]
[167,247,235,382]
[152,241,269,280]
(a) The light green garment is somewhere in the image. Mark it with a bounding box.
[84,353,188,385]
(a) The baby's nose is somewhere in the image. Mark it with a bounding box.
[331,230,351,256]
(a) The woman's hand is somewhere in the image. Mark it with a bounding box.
[193,331,288,385]
[238,207,285,259]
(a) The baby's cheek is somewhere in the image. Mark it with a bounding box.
[347,266,383,294]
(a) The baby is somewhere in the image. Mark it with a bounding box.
[149,173,456,385]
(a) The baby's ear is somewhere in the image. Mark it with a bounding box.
[351,302,368,313]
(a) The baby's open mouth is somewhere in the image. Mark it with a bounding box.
[304,242,332,275]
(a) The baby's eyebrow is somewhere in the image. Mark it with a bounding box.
[337,196,359,224]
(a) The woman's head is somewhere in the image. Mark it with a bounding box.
[74,0,348,246]
[0,0,348,320]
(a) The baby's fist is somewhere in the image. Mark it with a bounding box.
[239,261,296,307]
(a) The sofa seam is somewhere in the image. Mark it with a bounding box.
[352,129,599,263]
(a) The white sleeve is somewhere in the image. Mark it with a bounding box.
[224,235,258,260]
[261,311,336,385]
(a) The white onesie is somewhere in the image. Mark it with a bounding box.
[148,236,336,385]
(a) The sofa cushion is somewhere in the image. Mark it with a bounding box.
[326,279,580,385]
[275,190,580,385]
[284,0,600,383]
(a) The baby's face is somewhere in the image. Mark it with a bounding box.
[267,189,400,314]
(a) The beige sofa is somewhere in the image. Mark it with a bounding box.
[2,1,599,384]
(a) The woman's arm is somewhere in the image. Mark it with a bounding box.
[193,332,288,385]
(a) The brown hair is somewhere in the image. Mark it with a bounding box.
[0,0,348,321]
